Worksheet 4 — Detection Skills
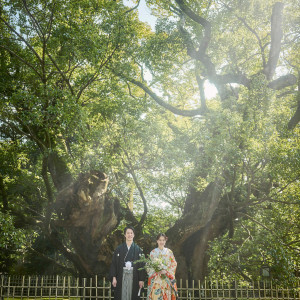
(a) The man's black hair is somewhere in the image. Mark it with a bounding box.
[124,226,135,235]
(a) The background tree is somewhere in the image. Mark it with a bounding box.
[0,0,153,277]
[118,0,300,281]
[0,0,299,283]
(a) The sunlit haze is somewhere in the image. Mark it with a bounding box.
[124,0,218,99]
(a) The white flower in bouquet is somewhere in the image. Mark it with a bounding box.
[135,255,168,278]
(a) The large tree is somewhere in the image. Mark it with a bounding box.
[0,0,299,282]
[0,0,151,277]
[115,0,300,281]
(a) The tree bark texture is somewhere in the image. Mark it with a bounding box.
[53,171,120,276]
[166,179,231,280]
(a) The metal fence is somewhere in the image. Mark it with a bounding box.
[1,275,299,300]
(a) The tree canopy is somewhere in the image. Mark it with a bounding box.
[0,0,299,284]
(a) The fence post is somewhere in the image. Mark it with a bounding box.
[28,275,31,299]
[198,280,201,300]
[95,275,98,300]
[55,275,58,300]
[234,280,237,300]
[90,276,92,300]
[179,279,182,300]
[12,276,15,299]
[109,276,112,300]
[222,280,225,299]
[186,279,189,300]
[48,276,51,299]
[34,276,38,299]
[83,277,87,300]
[62,276,65,299]
[21,275,24,300]
[191,279,194,300]
[0,275,3,300]
[67,276,71,299]
[40,276,43,298]
[76,277,79,298]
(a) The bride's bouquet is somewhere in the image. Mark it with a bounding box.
[135,254,168,278]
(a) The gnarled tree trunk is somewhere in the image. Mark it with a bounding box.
[53,171,120,276]
[166,179,232,280]
[44,151,121,277]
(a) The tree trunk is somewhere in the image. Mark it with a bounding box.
[166,178,232,280]
[52,169,121,277]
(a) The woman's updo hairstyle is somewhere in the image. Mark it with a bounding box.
[156,233,168,241]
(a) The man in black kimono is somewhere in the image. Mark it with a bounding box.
[110,226,145,300]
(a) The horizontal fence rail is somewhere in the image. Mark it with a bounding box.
[1,275,299,300]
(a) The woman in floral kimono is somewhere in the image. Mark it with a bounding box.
[147,233,178,300]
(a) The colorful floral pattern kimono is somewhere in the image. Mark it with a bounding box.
[147,248,177,300]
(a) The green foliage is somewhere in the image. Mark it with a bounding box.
[0,211,30,272]
[0,0,299,283]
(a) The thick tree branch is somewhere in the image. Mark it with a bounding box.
[215,74,251,88]
[263,2,284,80]
[178,21,230,100]
[127,78,205,116]
[268,73,297,90]
[175,0,211,55]
[195,74,208,111]
[288,102,300,130]
[170,4,182,16]
[125,0,141,14]
[178,23,199,60]
[288,72,300,129]
[276,90,296,98]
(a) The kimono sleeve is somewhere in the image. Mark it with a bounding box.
[166,249,177,280]
[109,248,119,281]
[136,247,146,281]
[147,250,156,277]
